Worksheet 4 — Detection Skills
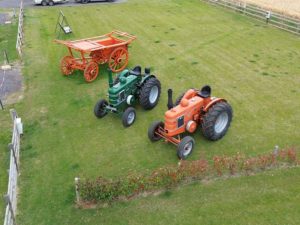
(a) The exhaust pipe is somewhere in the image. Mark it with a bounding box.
[167,89,174,110]
[108,69,113,88]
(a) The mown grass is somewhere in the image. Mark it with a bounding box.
[0,0,299,224]
[0,12,18,63]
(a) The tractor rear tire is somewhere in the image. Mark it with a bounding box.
[201,101,233,141]
[48,1,54,6]
[122,107,136,127]
[139,77,161,110]
[148,121,164,142]
[94,99,108,118]
[177,136,195,160]
[41,0,47,6]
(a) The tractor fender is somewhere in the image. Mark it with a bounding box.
[203,98,226,112]
[141,74,156,84]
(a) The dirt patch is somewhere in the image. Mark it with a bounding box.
[244,0,300,18]
[0,65,24,105]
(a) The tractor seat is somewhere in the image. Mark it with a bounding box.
[129,65,142,76]
[198,85,211,98]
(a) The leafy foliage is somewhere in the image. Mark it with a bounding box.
[78,147,299,203]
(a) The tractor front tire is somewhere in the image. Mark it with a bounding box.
[139,78,161,110]
[148,121,164,142]
[177,136,195,160]
[41,0,47,6]
[201,101,233,141]
[94,99,108,118]
[122,107,136,127]
[48,0,54,6]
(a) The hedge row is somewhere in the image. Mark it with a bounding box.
[78,147,299,203]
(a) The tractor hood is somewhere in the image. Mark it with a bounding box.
[164,93,204,136]
[108,74,137,106]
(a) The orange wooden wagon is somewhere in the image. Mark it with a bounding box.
[55,30,136,82]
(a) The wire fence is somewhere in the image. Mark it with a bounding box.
[16,0,24,58]
[203,0,300,35]
[3,109,23,225]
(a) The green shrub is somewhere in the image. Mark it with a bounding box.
[78,147,298,203]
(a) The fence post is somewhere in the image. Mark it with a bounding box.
[4,50,9,65]
[8,143,19,174]
[75,177,81,203]
[10,109,18,121]
[4,194,17,225]
[243,2,246,14]
[0,99,3,110]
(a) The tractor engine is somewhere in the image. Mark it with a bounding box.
[164,89,203,136]
[107,69,139,108]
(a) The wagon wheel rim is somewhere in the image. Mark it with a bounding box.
[60,56,74,76]
[84,62,99,82]
[109,47,128,72]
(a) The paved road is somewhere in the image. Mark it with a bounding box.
[0,0,124,8]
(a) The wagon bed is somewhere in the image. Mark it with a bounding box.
[55,30,135,52]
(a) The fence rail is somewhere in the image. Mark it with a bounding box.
[16,0,24,58]
[203,0,300,35]
[3,109,23,225]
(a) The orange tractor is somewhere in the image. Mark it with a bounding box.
[148,86,233,159]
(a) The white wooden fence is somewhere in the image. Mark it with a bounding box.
[16,0,24,58]
[3,109,23,225]
[203,0,300,35]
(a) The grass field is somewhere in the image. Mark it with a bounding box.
[0,13,18,63]
[0,0,299,224]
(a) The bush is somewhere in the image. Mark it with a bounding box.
[78,147,298,203]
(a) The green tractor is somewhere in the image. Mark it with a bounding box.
[94,66,161,127]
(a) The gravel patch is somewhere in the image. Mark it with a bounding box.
[0,66,23,105]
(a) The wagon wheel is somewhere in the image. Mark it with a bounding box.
[84,61,99,82]
[60,56,75,76]
[108,47,129,72]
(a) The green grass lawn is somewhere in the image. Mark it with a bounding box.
[0,14,18,63]
[0,0,299,224]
